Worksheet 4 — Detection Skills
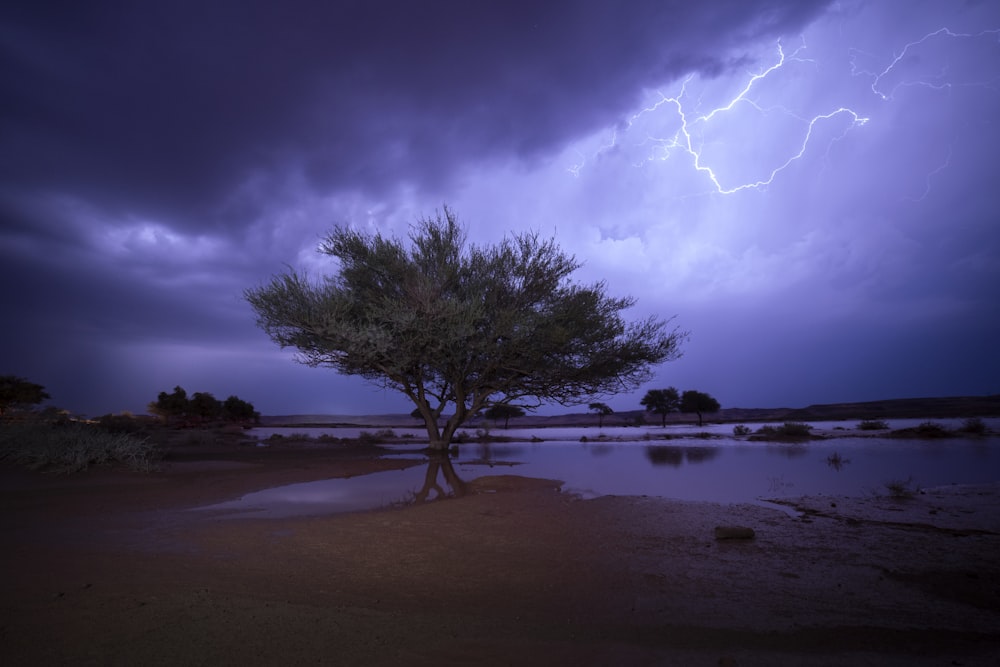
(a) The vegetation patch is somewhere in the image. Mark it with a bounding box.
[889,421,952,439]
[959,417,987,435]
[857,419,889,430]
[882,476,920,500]
[749,422,816,441]
[0,421,160,473]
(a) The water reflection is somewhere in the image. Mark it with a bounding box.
[201,435,1000,519]
[645,445,720,467]
[826,451,851,471]
[412,456,467,503]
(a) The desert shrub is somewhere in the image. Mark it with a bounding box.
[0,422,160,473]
[732,424,751,436]
[779,422,813,436]
[883,477,918,500]
[857,419,889,431]
[959,417,986,434]
[751,422,813,441]
[917,421,947,436]
[356,428,397,445]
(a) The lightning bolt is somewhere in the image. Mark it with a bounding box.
[852,27,1000,100]
[568,41,869,194]
[906,145,952,203]
[568,25,998,198]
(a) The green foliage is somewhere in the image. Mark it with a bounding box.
[640,387,680,427]
[0,375,51,416]
[732,424,751,436]
[857,419,889,430]
[679,390,721,427]
[246,208,685,449]
[0,421,160,473]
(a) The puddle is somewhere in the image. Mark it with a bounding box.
[197,436,1000,519]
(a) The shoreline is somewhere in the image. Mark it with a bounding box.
[2,440,998,665]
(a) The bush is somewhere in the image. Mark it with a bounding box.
[917,421,947,436]
[884,477,918,500]
[857,419,889,431]
[959,417,986,434]
[0,422,160,473]
[779,422,813,436]
[357,429,396,445]
[750,422,813,441]
[732,424,751,436]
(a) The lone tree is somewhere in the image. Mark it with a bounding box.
[640,387,680,427]
[246,209,685,452]
[680,389,721,427]
[484,404,526,429]
[0,375,50,416]
[588,402,614,428]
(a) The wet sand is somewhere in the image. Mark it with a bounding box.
[2,439,998,666]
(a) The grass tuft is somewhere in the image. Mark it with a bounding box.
[0,422,160,473]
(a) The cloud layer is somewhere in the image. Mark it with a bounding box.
[2,0,997,416]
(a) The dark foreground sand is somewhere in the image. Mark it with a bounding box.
[2,440,998,666]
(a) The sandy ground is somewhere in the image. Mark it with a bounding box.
[1,438,998,666]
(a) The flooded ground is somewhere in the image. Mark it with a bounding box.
[200,420,1000,517]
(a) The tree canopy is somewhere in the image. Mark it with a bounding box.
[147,386,259,425]
[640,387,680,427]
[680,390,721,426]
[0,375,50,416]
[246,208,685,450]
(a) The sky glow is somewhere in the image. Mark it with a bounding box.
[1,0,998,417]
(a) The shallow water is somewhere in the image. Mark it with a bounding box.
[201,428,1000,518]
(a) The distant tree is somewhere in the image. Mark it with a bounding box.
[588,402,614,428]
[640,387,680,427]
[222,395,259,424]
[0,375,50,416]
[188,392,222,422]
[483,404,526,429]
[245,208,685,452]
[148,386,189,421]
[680,390,721,427]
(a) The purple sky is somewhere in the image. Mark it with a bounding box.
[2,1,998,417]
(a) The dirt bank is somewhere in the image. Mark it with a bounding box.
[1,439,998,666]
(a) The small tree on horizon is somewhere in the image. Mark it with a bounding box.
[588,402,614,428]
[484,404,527,429]
[640,387,680,427]
[246,208,686,452]
[680,389,721,427]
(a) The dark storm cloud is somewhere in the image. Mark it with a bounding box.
[9,0,997,418]
[1,0,830,228]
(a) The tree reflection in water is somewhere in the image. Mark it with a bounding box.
[645,445,720,467]
[411,455,468,504]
